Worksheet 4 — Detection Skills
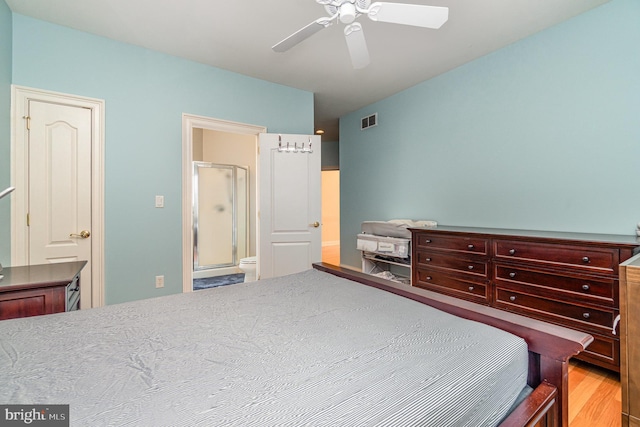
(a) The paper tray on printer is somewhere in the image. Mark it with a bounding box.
[356,233,410,258]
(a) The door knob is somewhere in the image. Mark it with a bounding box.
[70,230,91,239]
[310,221,320,228]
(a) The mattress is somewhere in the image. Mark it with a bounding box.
[0,269,528,427]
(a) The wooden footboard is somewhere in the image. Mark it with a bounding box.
[313,262,593,427]
[499,381,558,427]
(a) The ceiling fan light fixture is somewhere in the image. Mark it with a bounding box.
[339,2,357,24]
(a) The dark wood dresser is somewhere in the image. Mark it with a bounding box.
[0,261,86,320]
[411,226,640,372]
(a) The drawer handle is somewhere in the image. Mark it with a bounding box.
[509,272,516,278]
[425,239,432,243]
[468,286,474,291]
[467,265,474,270]
[509,296,516,302]
[582,313,590,319]
[426,276,432,281]
[508,249,516,255]
[582,284,590,291]
[425,258,432,262]
[613,314,621,335]
[467,244,475,249]
[582,256,590,263]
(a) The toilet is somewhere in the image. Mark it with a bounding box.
[238,256,257,282]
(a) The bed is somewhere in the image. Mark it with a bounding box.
[0,263,591,427]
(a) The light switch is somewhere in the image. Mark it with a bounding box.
[155,195,164,208]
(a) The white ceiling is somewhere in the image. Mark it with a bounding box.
[7,0,610,141]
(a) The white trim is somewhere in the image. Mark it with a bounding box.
[11,85,105,308]
[182,114,266,293]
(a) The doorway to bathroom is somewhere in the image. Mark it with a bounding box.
[181,115,265,293]
[182,115,323,292]
[191,128,256,290]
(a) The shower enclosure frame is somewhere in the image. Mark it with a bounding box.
[192,162,249,272]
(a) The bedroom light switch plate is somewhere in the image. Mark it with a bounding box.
[155,195,164,208]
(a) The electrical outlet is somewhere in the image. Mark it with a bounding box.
[155,275,164,288]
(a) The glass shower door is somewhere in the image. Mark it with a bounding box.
[193,162,249,271]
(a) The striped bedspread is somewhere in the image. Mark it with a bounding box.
[0,269,528,426]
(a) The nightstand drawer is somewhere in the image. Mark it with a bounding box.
[416,251,488,278]
[0,288,60,320]
[494,240,618,275]
[494,265,616,306]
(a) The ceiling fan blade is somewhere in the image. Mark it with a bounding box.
[272,17,333,52]
[344,23,370,69]
[367,2,448,29]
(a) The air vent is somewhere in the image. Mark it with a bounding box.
[361,113,378,130]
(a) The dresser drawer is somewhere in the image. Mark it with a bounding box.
[494,240,619,275]
[415,233,488,256]
[494,265,617,307]
[410,226,639,371]
[577,333,619,369]
[415,269,489,303]
[416,251,488,278]
[494,286,617,334]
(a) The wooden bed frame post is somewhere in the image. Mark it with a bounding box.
[539,357,568,427]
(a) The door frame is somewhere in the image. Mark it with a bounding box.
[11,85,105,308]
[181,113,266,293]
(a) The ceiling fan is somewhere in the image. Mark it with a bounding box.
[272,0,449,69]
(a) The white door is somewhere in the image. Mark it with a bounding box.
[258,133,322,279]
[28,100,93,309]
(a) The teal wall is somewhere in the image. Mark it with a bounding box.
[7,14,314,304]
[321,140,339,170]
[340,0,640,268]
[0,0,11,268]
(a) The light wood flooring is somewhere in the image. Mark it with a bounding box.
[321,244,622,427]
[569,360,621,427]
[321,244,340,266]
